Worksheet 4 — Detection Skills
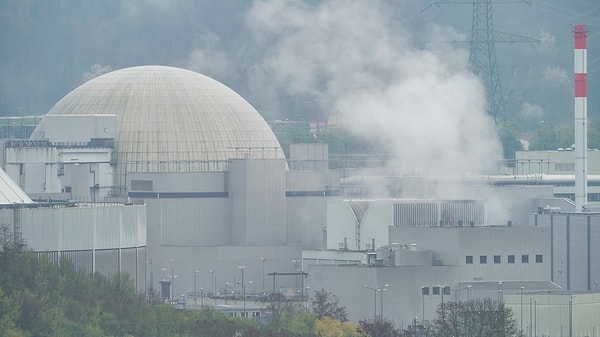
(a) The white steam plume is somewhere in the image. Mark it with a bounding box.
[246,0,502,180]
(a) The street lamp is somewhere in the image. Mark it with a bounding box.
[148,259,154,299]
[379,284,389,319]
[292,259,300,290]
[209,270,215,297]
[520,286,524,334]
[248,280,255,295]
[225,282,230,304]
[595,281,599,292]
[439,285,449,322]
[569,296,573,337]
[466,285,472,302]
[239,265,247,318]
[453,284,471,302]
[260,257,266,294]
[200,287,204,306]
[497,281,504,303]
[362,284,378,320]
[421,286,427,321]
[170,259,175,302]
[194,270,199,304]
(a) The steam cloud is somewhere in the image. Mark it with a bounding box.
[246,0,503,181]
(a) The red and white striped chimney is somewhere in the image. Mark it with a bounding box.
[574,24,588,212]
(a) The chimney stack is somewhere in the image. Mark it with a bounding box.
[574,24,588,212]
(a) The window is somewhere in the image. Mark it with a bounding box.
[494,255,501,264]
[522,255,529,263]
[466,256,473,264]
[433,286,440,295]
[536,255,543,263]
[508,255,515,264]
[480,255,487,264]
[443,286,451,295]
[422,287,430,295]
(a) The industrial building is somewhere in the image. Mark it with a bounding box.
[2,65,336,301]
[1,63,599,332]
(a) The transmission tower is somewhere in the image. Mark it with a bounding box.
[469,0,505,123]
[414,1,539,124]
[468,0,539,124]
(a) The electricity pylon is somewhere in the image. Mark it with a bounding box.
[468,0,539,124]
[414,0,540,124]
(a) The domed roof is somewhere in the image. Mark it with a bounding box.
[31,65,285,186]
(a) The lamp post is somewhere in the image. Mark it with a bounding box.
[497,281,503,303]
[170,259,175,303]
[421,287,427,321]
[569,296,573,337]
[534,298,537,337]
[209,270,215,297]
[239,266,246,318]
[292,259,300,291]
[380,284,389,319]
[466,285,472,302]
[595,281,599,292]
[362,285,378,320]
[306,286,311,310]
[529,298,533,337]
[520,287,524,334]
[194,270,199,304]
[260,257,266,294]
[439,285,448,322]
[200,288,204,307]
[453,284,471,302]
[148,259,154,300]
[225,282,230,304]
[249,280,255,295]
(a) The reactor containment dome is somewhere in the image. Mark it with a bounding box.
[30,65,285,188]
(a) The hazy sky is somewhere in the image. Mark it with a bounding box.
[0,0,598,130]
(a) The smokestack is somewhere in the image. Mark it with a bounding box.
[574,24,588,212]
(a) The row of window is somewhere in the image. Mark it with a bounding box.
[465,254,543,265]
[421,286,450,295]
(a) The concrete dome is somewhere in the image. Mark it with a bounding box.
[31,65,285,187]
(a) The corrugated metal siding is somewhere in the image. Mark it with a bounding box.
[552,216,568,288]
[246,160,286,245]
[95,249,119,276]
[62,249,93,273]
[393,200,485,227]
[17,204,145,251]
[326,200,359,250]
[159,198,231,246]
[569,215,588,290]
[229,159,286,245]
[121,247,138,280]
[286,171,326,190]
[128,171,227,193]
[286,197,327,249]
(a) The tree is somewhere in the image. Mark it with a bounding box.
[315,316,360,337]
[265,298,315,337]
[358,318,400,337]
[432,298,520,337]
[311,289,348,322]
[498,124,523,162]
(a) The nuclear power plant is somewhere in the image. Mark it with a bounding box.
[0,25,599,334]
